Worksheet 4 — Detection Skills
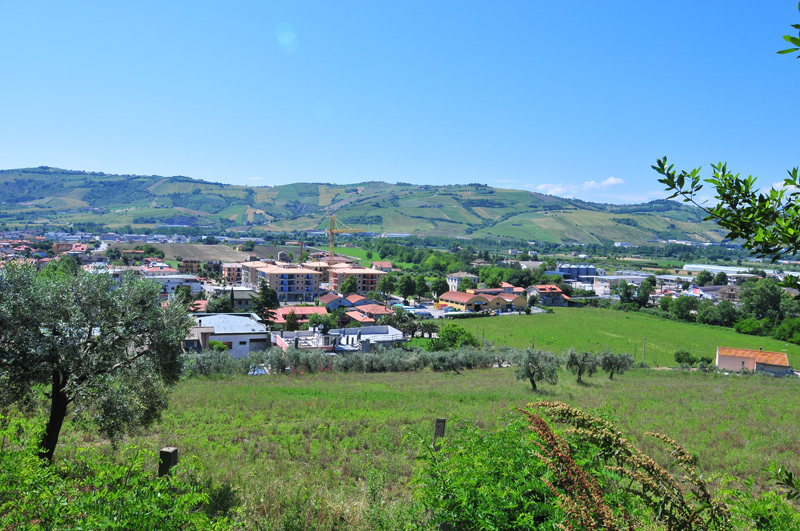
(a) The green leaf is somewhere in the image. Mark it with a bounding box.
[777,48,800,54]
[784,35,800,46]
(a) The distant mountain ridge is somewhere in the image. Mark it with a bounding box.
[0,166,725,244]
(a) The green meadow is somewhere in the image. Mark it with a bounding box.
[53,367,800,529]
[457,307,800,367]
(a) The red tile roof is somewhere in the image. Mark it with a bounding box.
[717,347,789,367]
[357,303,394,316]
[439,291,490,304]
[274,306,328,323]
[534,285,562,294]
[318,293,342,304]
[346,311,376,323]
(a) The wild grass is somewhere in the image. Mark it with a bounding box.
[53,367,800,528]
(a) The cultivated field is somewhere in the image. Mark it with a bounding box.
[107,243,309,262]
[458,307,800,367]
[56,368,800,529]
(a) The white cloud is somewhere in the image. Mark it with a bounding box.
[523,176,624,198]
[583,176,624,190]
[529,183,579,197]
[772,181,799,194]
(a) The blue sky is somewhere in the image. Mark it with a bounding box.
[1,1,797,204]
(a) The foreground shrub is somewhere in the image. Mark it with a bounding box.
[185,348,238,377]
[414,403,800,530]
[0,416,233,530]
[414,416,564,530]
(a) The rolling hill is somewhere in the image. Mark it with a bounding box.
[0,167,725,244]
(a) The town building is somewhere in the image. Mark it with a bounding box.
[446,271,480,292]
[274,306,329,326]
[186,313,270,358]
[529,285,569,307]
[222,262,243,285]
[272,325,406,353]
[438,291,489,312]
[179,257,202,274]
[241,262,324,301]
[329,267,387,294]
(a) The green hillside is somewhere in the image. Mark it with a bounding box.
[0,166,724,243]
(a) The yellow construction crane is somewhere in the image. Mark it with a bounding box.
[326,215,365,265]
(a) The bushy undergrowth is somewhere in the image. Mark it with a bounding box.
[184,345,504,378]
[0,416,234,530]
[415,403,800,531]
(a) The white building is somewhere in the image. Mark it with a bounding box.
[187,313,270,358]
[446,271,480,292]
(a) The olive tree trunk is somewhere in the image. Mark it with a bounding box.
[39,369,69,463]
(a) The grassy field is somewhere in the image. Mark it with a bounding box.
[55,368,800,528]
[456,307,800,367]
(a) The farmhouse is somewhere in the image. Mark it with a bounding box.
[715,346,792,377]
[371,261,393,272]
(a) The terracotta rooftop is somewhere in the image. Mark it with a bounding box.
[357,303,394,316]
[274,306,329,323]
[439,291,490,304]
[318,293,342,304]
[346,311,376,323]
[534,284,563,294]
[717,347,789,367]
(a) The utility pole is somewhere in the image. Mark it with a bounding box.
[642,336,646,363]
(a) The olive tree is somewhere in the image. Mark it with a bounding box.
[512,348,560,391]
[0,264,192,463]
[564,348,600,384]
[599,350,635,380]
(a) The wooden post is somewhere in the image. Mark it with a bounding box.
[159,447,179,477]
[433,418,447,451]
[642,336,646,363]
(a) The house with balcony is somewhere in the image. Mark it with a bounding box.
[529,285,569,307]
[329,267,387,294]
[179,257,202,274]
[222,262,243,285]
[241,263,323,301]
